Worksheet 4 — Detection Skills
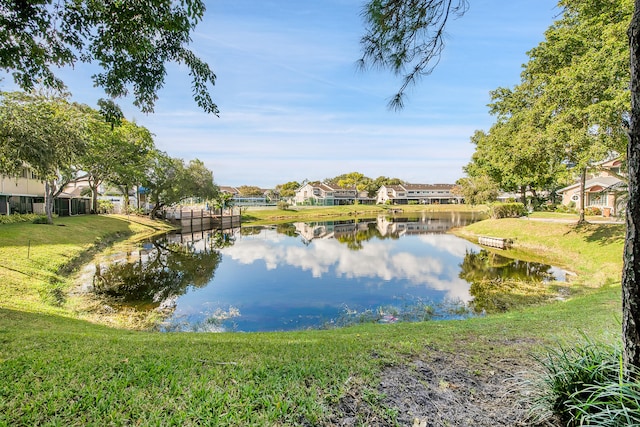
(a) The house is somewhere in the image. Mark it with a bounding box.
[557,158,625,216]
[219,186,240,196]
[0,167,123,216]
[558,176,624,216]
[0,165,45,214]
[376,183,461,205]
[293,182,370,206]
[55,187,91,215]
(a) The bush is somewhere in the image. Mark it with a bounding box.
[532,340,640,426]
[585,206,602,216]
[489,202,527,219]
[0,213,47,225]
[555,204,576,213]
[32,215,49,224]
[277,201,290,210]
[97,199,114,214]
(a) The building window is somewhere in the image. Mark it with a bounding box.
[588,193,606,206]
[571,194,579,202]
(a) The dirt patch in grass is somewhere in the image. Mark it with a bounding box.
[331,349,547,426]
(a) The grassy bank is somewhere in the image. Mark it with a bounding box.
[0,215,174,317]
[241,203,488,225]
[0,213,625,425]
[454,218,624,287]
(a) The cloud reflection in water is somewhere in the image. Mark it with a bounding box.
[221,226,476,302]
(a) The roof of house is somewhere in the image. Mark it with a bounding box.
[219,186,239,194]
[379,183,455,193]
[558,176,623,192]
[57,186,90,199]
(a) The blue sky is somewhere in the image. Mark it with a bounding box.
[5,0,560,188]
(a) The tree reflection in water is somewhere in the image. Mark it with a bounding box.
[92,231,229,308]
[459,249,562,314]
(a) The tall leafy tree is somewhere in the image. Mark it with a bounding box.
[522,0,631,221]
[144,150,186,218]
[467,89,570,204]
[0,91,86,223]
[76,104,113,213]
[366,176,406,196]
[0,0,218,114]
[274,181,301,198]
[452,175,499,205]
[331,172,372,204]
[143,151,217,218]
[183,159,219,202]
[107,121,155,213]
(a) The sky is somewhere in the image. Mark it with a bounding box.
[4,0,560,189]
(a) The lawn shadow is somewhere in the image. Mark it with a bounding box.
[568,222,625,246]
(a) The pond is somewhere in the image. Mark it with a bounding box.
[86,212,568,332]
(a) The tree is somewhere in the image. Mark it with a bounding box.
[237,185,264,197]
[144,150,186,218]
[362,0,639,377]
[359,0,469,110]
[466,97,570,205]
[143,151,217,218]
[522,0,630,221]
[453,175,499,205]
[366,176,406,197]
[0,0,218,114]
[212,192,235,218]
[76,104,114,213]
[275,181,301,198]
[183,159,219,202]
[625,0,640,378]
[76,103,154,213]
[0,91,86,223]
[104,121,155,213]
[462,1,630,220]
[330,172,372,204]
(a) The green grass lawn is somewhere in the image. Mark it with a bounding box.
[242,203,489,225]
[0,212,625,425]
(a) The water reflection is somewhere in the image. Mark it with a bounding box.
[460,250,567,313]
[90,230,232,308]
[86,213,566,332]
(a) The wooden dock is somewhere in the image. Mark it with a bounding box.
[164,209,241,232]
[478,236,511,249]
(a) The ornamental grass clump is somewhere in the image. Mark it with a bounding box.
[531,339,640,426]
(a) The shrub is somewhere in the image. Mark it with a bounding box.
[556,204,576,213]
[277,201,290,210]
[0,213,47,225]
[489,202,527,219]
[585,206,602,216]
[531,340,640,426]
[32,215,49,224]
[97,199,114,214]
